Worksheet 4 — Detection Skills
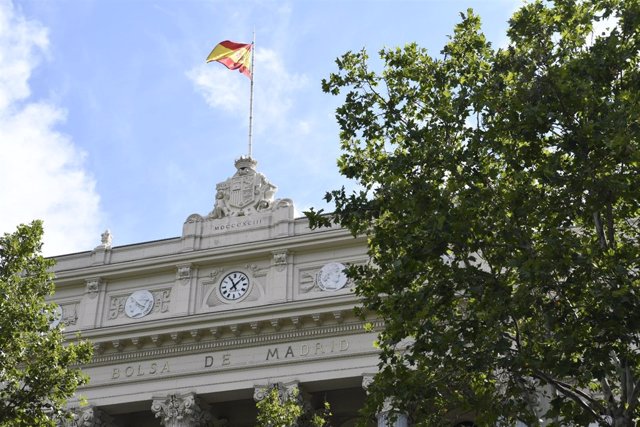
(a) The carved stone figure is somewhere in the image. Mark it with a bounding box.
[100,229,112,248]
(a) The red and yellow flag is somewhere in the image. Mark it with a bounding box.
[206,40,252,79]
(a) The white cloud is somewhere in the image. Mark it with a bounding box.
[186,64,246,112]
[187,47,308,132]
[0,0,102,256]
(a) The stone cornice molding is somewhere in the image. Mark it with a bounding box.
[53,228,365,284]
[88,319,383,366]
[68,294,364,342]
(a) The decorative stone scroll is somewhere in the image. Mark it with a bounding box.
[108,289,171,320]
[151,392,212,427]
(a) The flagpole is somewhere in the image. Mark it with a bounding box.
[248,30,255,158]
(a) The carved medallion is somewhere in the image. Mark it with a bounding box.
[317,262,348,291]
[125,290,155,319]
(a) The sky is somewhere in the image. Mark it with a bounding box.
[0,0,521,256]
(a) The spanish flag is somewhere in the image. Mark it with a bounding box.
[206,40,253,79]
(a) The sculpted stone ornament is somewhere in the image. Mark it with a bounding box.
[124,290,155,319]
[317,262,348,291]
[58,406,115,427]
[151,392,212,427]
[85,278,103,298]
[207,156,279,218]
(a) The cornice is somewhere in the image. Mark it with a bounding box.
[54,228,365,284]
[88,319,383,366]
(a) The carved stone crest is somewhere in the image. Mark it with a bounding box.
[208,156,277,218]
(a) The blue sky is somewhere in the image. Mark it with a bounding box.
[0,0,520,256]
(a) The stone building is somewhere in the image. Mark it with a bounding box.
[52,157,384,426]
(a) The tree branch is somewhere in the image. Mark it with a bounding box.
[533,370,604,418]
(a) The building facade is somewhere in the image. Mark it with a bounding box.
[52,157,384,427]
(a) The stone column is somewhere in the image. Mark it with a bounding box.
[362,374,409,427]
[151,392,212,427]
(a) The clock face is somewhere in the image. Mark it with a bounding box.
[220,271,250,301]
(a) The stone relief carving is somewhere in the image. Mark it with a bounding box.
[85,278,103,298]
[317,262,348,291]
[184,156,294,224]
[208,268,223,282]
[55,302,79,326]
[176,264,192,285]
[245,263,268,277]
[151,392,212,427]
[108,289,171,320]
[272,250,288,272]
[299,262,353,294]
[124,290,155,319]
[208,156,277,218]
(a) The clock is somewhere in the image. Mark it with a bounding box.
[125,290,155,319]
[219,271,250,301]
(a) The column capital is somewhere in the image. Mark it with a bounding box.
[57,406,115,427]
[254,380,305,403]
[362,373,375,392]
[151,392,211,427]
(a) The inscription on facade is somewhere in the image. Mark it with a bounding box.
[204,353,231,368]
[265,340,349,361]
[211,218,264,231]
[96,334,376,386]
[111,361,170,379]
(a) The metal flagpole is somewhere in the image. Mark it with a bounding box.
[248,30,255,158]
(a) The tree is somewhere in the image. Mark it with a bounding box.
[255,384,330,427]
[307,0,640,425]
[0,221,93,426]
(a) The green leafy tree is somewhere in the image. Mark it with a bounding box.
[307,0,640,425]
[256,385,330,427]
[0,221,93,426]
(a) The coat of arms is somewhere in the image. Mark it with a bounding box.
[208,157,277,218]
